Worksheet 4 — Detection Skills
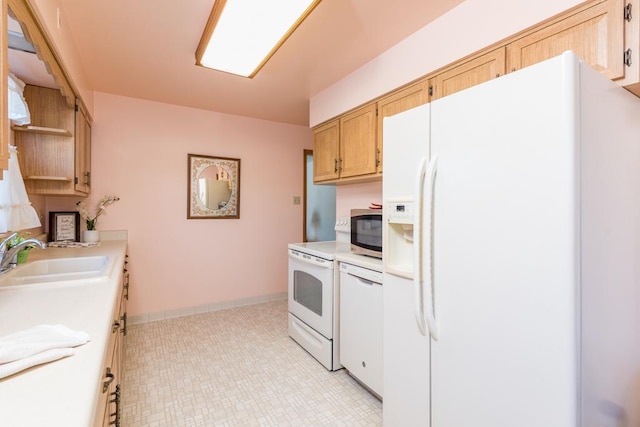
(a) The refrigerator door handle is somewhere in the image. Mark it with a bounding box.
[413,156,428,336]
[424,155,440,340]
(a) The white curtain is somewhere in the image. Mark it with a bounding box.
[0,146,41,232]
[0,73,40,232]
[8,73,30,126]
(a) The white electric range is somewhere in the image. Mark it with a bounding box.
[287,240,350,370]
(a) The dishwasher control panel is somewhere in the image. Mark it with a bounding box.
[340,262,382,284]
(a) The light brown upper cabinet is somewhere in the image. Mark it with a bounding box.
[13,85,90,196]
[311,0,640,185]
[6,0,92,196]
[313,119,340,183]
[1,0,9,175]
[431,48,507,100]
[313,103,379,184]
[507,0,625,80]
[75,102,91,194]
[339,102,377,180]
[621,0,640,95]
[377,79,431,173]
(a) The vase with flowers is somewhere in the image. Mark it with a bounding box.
[76,196,120,243]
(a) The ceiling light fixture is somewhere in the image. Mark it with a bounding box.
[195,0,321,78]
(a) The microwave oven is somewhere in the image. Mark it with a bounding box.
[350,209,383,258]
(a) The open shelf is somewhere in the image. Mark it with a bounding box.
[11,125,72,137]
[24,176,73,182]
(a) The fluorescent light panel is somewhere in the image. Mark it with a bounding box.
[196,0,320,78]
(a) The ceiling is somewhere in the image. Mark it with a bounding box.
[18,0,465,126]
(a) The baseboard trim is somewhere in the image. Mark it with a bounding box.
[128,292,287,325]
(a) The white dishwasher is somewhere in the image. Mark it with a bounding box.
[339,261,383,398]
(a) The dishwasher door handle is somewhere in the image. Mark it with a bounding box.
[348,273,375,286]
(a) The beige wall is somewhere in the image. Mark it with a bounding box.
[46,93,312,316]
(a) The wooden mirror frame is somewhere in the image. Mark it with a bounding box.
[187,153,240,219]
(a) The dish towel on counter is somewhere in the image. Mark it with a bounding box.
[0,324,90,379]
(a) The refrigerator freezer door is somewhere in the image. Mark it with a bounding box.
[383,273,430,427]
[382,103,431,426]
[428,53,581,426]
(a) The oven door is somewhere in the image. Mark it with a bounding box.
[288,249,334,339]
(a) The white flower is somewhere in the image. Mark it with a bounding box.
[76,196,120,230]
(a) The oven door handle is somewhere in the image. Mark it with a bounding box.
[289,251,332,269]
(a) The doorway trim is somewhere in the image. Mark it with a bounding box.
[303,149,312,242]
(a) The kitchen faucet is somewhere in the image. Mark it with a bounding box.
[0,232,46,274]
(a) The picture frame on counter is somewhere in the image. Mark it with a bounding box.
[49,211,81,242]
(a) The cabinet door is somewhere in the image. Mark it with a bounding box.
[75,102,91,194]
[377,79,430,173]
[507,0,625,80]
[621,0,640,95]
[339,103,377,179]
[432,47,506,100]
[15,85,76,195]
[0,0,8,174]
[96,284,124,427]
[313,119,340,183]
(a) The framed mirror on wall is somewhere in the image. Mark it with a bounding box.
[187,153,240,219]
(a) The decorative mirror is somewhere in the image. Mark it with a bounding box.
[188,154,240,219]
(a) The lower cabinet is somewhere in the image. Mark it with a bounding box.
[95,266,127,427]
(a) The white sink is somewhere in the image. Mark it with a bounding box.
[4,256,110,285]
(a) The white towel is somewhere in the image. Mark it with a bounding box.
[0,324,90,378]
[0,348,74,379]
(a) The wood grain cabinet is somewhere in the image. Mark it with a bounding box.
[376,79,431,172]
[311,0,639,185]
[507,0,625,80]
[313,102,379,184]
[12,85,91,196]
[75,102,92,194]
[96,265,127,427]
[621,0,640,95]
[339,102,378,180]
[431,48,506,100]
[313,84,431,184]
[312,119,340,182]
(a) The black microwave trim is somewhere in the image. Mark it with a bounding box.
[350,213,383,254]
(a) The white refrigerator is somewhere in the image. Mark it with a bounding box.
[382,52,640,427]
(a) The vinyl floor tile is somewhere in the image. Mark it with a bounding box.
[122,300,382,426]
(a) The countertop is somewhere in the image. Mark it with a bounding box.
[0,240,127,426]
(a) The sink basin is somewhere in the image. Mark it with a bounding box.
[5,256,110,285]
